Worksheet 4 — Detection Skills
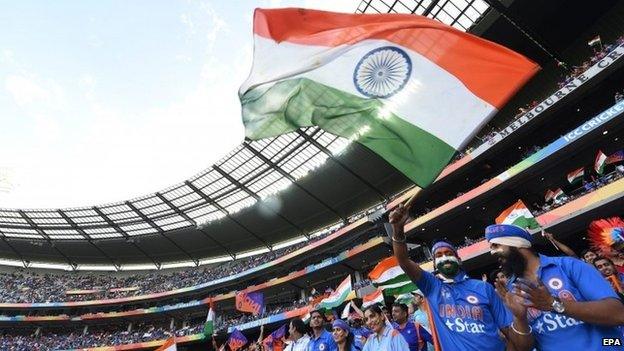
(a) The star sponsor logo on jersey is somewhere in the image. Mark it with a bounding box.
[444,318,487,334]
[547,278,563,290]
[319,344,326,351]
[532,312,584,334]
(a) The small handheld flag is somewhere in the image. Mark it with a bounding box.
[155,338,177,351]
[495,200,540,230]
[567,167,584,184]
[595,150,608,175]
[228,329,248,351]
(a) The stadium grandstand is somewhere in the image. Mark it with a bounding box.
[1,0,624,350]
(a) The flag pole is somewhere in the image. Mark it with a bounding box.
[541,229,561,251]
[404,187,423,211]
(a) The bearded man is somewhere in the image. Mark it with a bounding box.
[390,204,534,351]
[486,224,624,351]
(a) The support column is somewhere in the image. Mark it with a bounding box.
[35,327,41,337]
[127,322,133,333]
[170,317,175,330]
[83,325,88,335]
[300,289,306,302]
[354,271,363,284]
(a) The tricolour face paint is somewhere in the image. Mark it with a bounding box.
[435,255,460,277]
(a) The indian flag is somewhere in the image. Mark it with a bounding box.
[568,167,584,184]
[362,288,385,308]
[155,338,177,351]
[544,189,554,203]
[595,150,608,175]
[239,8,539,187]
[369,256,417,296]
[318,275,352,310]
[395,293,414,304]
[203,306,215,336]
[553,188,565,201]
[496,200,540,230]
[588,35,601,47]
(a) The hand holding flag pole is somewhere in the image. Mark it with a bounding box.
[541,229,561,252]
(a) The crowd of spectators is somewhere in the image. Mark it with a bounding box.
[0,203,386,304]
[448,34,624,166]
[0,242,305,304]
[0,321,204,351]
[533,165,624,216]
[0,295,329,350]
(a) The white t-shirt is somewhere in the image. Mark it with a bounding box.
[284,335,310,351]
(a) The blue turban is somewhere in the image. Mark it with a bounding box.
[485,224,532,248]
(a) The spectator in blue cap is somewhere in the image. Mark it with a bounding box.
[486,223,624,351]
[331,319,360,351]
[389,204,534,351]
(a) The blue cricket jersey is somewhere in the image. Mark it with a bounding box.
[308,329,337,351]
[351,326,371,349]
[392,321,433,351]
[508,254,624,351]
[416,270,512,351]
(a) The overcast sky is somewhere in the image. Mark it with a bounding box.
[0,1,356,208]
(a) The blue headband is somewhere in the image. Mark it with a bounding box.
[332,319,350,332]
[432,241,456,254]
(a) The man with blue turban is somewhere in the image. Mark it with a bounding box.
[486,223,624,351]
[389,204,534,351]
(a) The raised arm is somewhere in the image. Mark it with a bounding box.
[542,232,578,258]
[390,204,424,282]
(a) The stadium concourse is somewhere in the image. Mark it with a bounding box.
[2,0,624,350]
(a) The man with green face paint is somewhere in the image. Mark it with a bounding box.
[390,204,534,351]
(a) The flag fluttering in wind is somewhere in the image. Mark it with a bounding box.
[369,256,417,295]
[263,324,287,351]
[588,35,602,47]
[496,200,540,230]
[155,338,177,351]
[552,188,565,202]
[236,291,265,315]
[567,167,585,184]
[228,329,248,351]
[341,301,353,319]
[544,189,554,203]
[362,288,385,308]
[595,150,608,175]
[239,8,539,187]
[318,275,353,310]
[203,304,215,336]
[395,293,414,304]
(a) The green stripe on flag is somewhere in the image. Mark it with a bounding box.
[374,274,411,287]
[511,216,540,230]
[242,78,456,187]
[382,282,418,296]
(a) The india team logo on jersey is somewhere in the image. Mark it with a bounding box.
[547,277,563,290]
[466,295,479,304]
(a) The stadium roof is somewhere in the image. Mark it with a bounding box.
[0,127,410,268]
[355,0,491,31]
